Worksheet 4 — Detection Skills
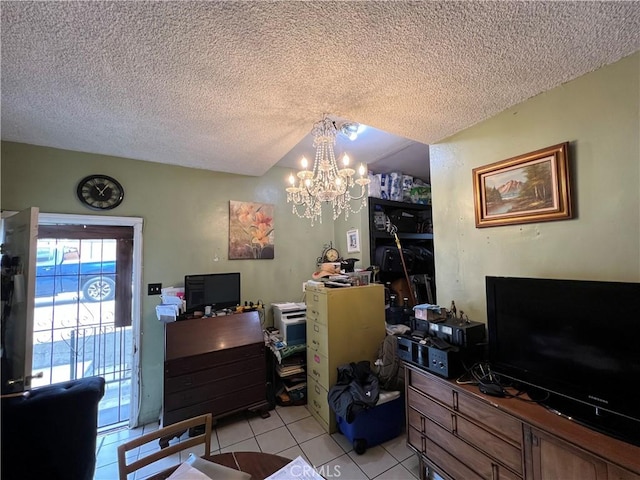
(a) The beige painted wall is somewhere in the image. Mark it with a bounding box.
[430,52,640,325]
[0,143,335,424]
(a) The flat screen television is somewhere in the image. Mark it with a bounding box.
[486,276,640,446]
[184,272,241,313]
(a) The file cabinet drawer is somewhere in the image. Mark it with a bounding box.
[307,321,328,356]
[307,379,330,427]
[307,349,330,390]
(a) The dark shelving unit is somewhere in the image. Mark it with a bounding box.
[368,197,436,303]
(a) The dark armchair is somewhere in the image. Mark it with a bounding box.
[1,376,106,480]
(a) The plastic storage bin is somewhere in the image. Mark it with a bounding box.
[336,390,405,454]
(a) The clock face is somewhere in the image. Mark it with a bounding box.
[323,247,340,262]
[77,175,124,210]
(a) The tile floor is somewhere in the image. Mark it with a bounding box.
[94,405,421,480]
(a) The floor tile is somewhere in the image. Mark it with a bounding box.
[96,440,122,468]
[381,433,413,462]
[275,405,311,424]
[255,425,297,454]
[220,436,262,454]
[94,406,411,480]
[373,463,416,479]
[299,433,345,467]
[331,431,354,453]
[286,415,325,443]
[177,441,206,460]
[402,454,421,479]
[142,421,160,434]
[101,426,144,446]
[93,460,120,480]
[320,453,368,480]
[248,410,285,435]
[277,445,308,462]
[348,445,399,479]
[216,417,254,448]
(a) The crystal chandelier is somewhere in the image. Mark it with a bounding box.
[286,115,371,225]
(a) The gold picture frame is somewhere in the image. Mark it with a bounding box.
[473,142,573,228]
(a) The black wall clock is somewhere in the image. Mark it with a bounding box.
[76,174,124,210]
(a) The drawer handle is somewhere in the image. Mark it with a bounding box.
[420,416,426,434]
[314,399,320,409]
[313,295,319,301]
[314,325,320,333]
[451,413,457,434]
[491,464,499,480]
[452,390,459,412]
[315,384,321,394]
[312,369,319,378]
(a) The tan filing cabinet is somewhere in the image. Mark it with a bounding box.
[305,283,386,433]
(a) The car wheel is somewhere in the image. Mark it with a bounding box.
[82,277,115,302]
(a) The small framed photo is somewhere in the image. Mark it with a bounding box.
[346,229,360,253]
[472,142,573,228]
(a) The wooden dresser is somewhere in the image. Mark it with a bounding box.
[163,311,269,427]
[405,364,640,480]
[305,284,385,433]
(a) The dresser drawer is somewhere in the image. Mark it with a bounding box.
[307,378,330,426]
[163,382,266,426]
[408,369,522,447]
[409,387,453,429]
[165,343,264,377]
[409,368,453,406]
[164,366,264,411]
[307,349,330,390]
[408,396,522,474]
[165,353,264,394]
[409,426,484,480]
[421,414,521,480]
[456,392,522,446]
[307,320,328,356]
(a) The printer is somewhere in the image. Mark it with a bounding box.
[272,302,307,346]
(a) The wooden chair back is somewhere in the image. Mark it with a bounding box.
[117,413,212,480]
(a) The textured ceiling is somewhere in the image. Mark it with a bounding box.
[2,1,639,178]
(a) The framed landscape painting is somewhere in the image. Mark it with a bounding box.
[472,142,573,228]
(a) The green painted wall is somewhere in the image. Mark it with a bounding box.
[3,51,638,425]
[430,52,640,324]
[0,143,335,424]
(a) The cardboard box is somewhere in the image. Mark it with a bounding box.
[413,304,447,321]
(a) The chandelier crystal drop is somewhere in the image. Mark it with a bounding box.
[286,115,371,225]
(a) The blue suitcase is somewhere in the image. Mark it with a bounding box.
[336,390,405,454]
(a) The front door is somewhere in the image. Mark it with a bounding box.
[33,223,134,429]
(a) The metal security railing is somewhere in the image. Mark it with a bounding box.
[32,303,132,429]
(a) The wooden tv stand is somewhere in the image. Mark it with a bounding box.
[163,311,269,431]
[404,363,640,480]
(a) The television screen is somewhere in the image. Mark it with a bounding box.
[486,276,640,445]
[184,272,241,312]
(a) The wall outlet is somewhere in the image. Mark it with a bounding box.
[148,283,162,295]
